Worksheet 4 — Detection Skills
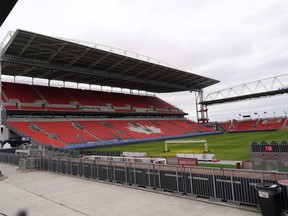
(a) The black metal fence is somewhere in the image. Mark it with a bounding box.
[1,153,288,210]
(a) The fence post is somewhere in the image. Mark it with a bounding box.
[57,157,60,173]
[78,158,81,176]
[96,160,99,179]
[158,165,161,190]
[133,164,136,186]
[125,162,128,184]
[106,161,109,180]
[212,169,217,200]
[175,166,179,193]
[109,161,113,182]
[189,167,194,196]
[230,170,235,202]
[91,160,94,179]
[152,164,156,189]
[48,157,51,171]
[147,164,151,188]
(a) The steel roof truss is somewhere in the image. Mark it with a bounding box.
[48,42,68,61]
[51,71,74,80]
[0,29,220,93]
[68,48,90,65]
[106,57,127,71]
[18,66,37,76]
[146,67,169,79]
[89,52,111,68]
[122,61,143,74]
[38,69,59,78]
[19,34,36,55]
[2,54,187,91]
[136,64,158,76]
[1,62,10,69]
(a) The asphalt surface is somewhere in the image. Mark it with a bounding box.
[0,163,261,216]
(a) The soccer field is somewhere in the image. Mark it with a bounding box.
[94,131,288,161]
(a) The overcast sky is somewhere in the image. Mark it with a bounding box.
[0,0,288,121]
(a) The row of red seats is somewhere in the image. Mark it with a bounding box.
[219,117,287,131]
[7,121,66,147]
[256,118,286,130]
[6,119,214,147]
[2,82,179,113]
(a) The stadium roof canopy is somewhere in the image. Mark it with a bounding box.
[0,29,219,93]
[0,0,18,27]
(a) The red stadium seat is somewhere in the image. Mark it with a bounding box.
[2,82,185,115]
[6,119,215,146]
[3,82,215,147]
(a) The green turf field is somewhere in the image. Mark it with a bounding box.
[93,131,288,161]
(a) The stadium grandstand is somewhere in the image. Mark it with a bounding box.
[1,4,288,216]
[0,29,220,149]
[218,117,288,132]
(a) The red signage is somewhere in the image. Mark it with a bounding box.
[178,158,198,166]
[264,146,273,152]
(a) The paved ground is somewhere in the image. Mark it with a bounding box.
[0,163,261,216]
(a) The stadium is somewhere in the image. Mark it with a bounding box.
[0,1,288,216]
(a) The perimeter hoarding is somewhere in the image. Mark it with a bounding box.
[178,157,198,166]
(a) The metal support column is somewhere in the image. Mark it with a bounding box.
[195,89,209,124]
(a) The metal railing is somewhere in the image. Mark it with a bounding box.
[1,153,288,210]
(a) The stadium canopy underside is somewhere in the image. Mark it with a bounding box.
[0,29,219,93]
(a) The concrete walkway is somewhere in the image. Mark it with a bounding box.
[0,164,261,216]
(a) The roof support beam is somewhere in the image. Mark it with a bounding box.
[146,67,169,78]
[51,71,74,80]
[136,64,157,76]
[38,70,59,78]
[122,61,143,74]
[69,48,90,65]
[71,75,94,83]
[89,52,111,68]
[54,56,76,61]
[106,57,127,71]
[18,66,37,76]
[157,69,179,81]
[1,62,10,69]
[20,34,36,55]
[48,42,67,61]
[169,74,204,86]
[25,50,55,57]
